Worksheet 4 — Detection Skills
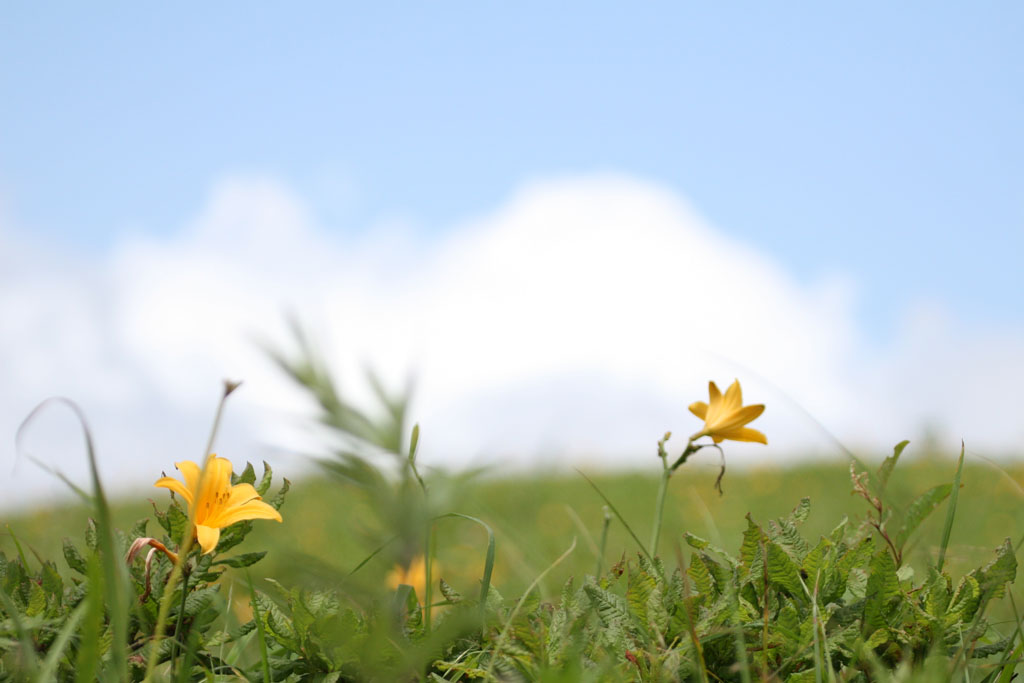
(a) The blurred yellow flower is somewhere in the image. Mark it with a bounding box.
[155,456,282,555]
[688,379,767,444]
[387,556,428,599]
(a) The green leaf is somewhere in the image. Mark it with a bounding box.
[584,582,634,633]
[26,580,46,616]
[945,574,980,626]
[684,532,740,568]
[270,478,291,510]
[439,578,463,604]
[84,518,98,551]
[626,570,657,626]
[167,503,190,545]
[41,561,63,599]
[236,461,257,486]
[765,542,804,598]
[63,538,88,575]
[213,551,267,568]
[687,554,713,598]
[256,461,274,496]
[976,538,1017,606]
[894,483,952,548]
[864,550,899,632]
[878,440,910,488]
[791,497,811,524]
[128,517,149,541]
[740,515,763,575]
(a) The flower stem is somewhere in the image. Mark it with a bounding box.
[651,437,699,558]
[143,381,237,682]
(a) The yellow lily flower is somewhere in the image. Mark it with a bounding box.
[386,556,428,599]
[688,379,767,444]
[155,456,283,555]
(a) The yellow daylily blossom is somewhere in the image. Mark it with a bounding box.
[688,379,767,444]
[387,556,428,599]
[155,456,283,555]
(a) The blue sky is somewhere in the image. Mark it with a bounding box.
[2,3,1024,506]
[3,2,1021,341]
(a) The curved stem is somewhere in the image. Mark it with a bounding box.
[651,438,699,556]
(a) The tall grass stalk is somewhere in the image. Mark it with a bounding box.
[937,441,965,573]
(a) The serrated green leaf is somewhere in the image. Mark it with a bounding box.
[128,517,148,542]
[41,561,62,600]
[766,542,804,598]
[257,461,274,496]
[213,551,267,568]
[864,550,899,632]
[84,518,97,551]
[167,503,189,545]
[270,478,290,510]
[684,533,709,551]
[439,578,463,604]
[584,582,635,633]
[801,537,830,578]
[688,553,713,598]
[791,497,811,524]
[236,461,256,486]
[626,569,656,627]
[977,538,1017,606]
[837,537,874,580]
[684,532,740,569]
[646,585,669,636]
[26,581,46,617]
[63,539,88,575]
[740,515,763,575]
[945,574,980,626]
[894,483,951,548]
[182,585,220,618]
[925,570,950,618]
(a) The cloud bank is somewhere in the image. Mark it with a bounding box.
[2,174,1021,509]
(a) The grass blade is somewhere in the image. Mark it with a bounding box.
[246,571,272,683]
[937,441,966,573]
[36,602,87,682]
[576,468,652,563]
[434,513,496,617]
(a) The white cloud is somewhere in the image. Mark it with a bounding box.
[1,173,1020,509]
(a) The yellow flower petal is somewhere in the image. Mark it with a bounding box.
[714,404,765,434]
[723,379,743,411]
[688,380,767,446]
[720,427,768,444]
[207,499,283,529]
[156,455,284,555]
[194,457,233,524]
[707,381,722,406]
[196,524,221,555]
[175,460,201,498]
[225,482,260,508]
[154,476,192,504]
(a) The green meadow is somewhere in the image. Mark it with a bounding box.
[2,340,1022,681]
[6,457,1021,605]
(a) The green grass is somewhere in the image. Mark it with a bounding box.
[6,454,1021,606]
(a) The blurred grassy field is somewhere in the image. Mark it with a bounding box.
[4,455,1023,612]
